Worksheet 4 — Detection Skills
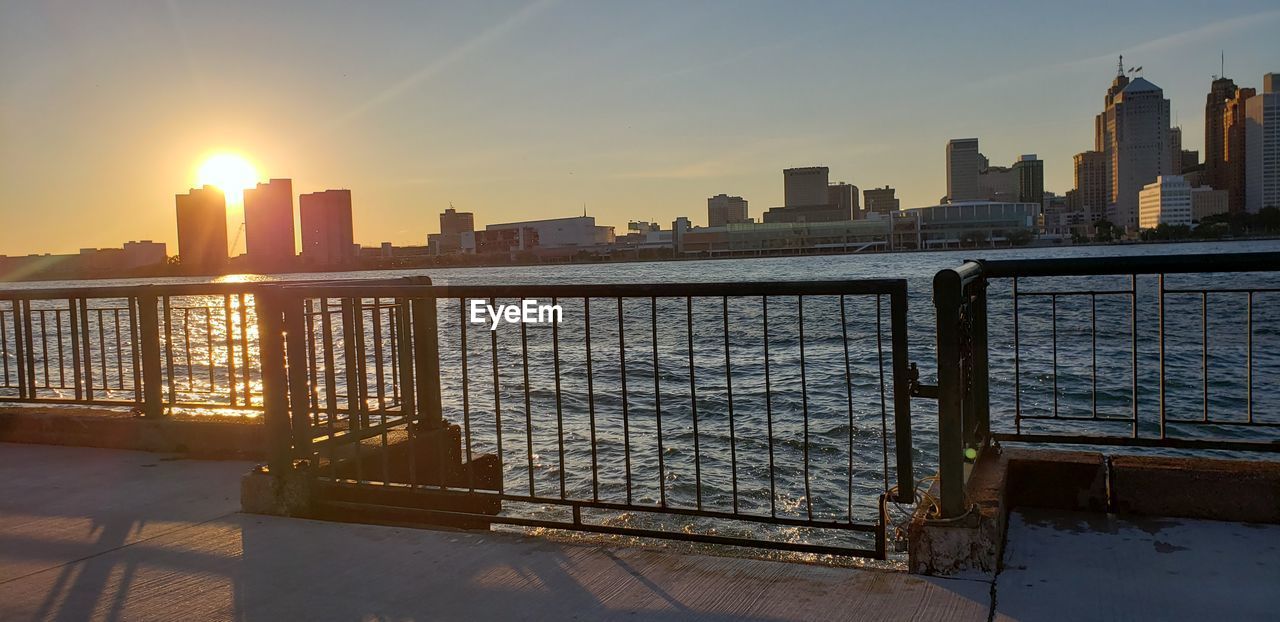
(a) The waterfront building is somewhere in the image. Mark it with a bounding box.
[977,164,1018,202]
[864,186,900,214]
[1224,87,1256,213]
[1013,155,1044,205]
[428,207,475,256]
[783,167,829,207]
[121,240,167,269]
[242,178,295,270]
[907,200,1042,248]
[677,219,892,256]
[299,189,355,267]
[1246,73,1279,212]
[1097,72,1174,231]
[946,138,982,202]
[707,194,748,227]
[1192,187,1229,221]
[483,216,614,251]
[1138,175,1192,229]
[175,185,228,272]
[828,183,859,219]
[1072,150,1109,225]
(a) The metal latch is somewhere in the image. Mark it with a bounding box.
[907,363,938,399]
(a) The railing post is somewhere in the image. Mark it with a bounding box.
[255,291,292,476]
[933,268,966,519]
[889,282,915,503]
[410,282,442,431]
[11,298,28,400]
[970,277,990,449]
[136,291,164,418]
[281,293,312,458]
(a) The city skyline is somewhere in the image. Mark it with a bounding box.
[1,1,1278,255]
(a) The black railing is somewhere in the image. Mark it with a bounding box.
[930,252,1280,518]
[256,279,915,558]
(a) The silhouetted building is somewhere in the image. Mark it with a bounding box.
[783,167,829,207]
[1246,73,1280,212]
[243,178,295,270]
[1013,155,1044,205]
[1205,75,1239,194]
[707,194,748,227]
[122,240,167,269]
[946,138,982,202]
[440,207,474,236]
[864,186,899,214]
[299,189,355,267]
[175,186,228,272]
[828,182,859,218]
[1192,187,1229,221]
[1224,87,1256,213]
[1072,151,1108,225]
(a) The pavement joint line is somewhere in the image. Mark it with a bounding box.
[0,510,240,587]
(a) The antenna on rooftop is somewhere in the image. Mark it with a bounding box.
[1117,55,1124,77]
[1221,50,1225,78]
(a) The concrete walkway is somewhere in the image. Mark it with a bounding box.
[0,443,989,621]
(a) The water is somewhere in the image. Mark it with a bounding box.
[5,239,1280,555]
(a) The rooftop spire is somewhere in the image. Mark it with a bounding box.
[1117,54,1124,77]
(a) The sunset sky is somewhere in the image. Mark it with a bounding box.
[1,1,1276,256]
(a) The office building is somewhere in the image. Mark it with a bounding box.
[1192,187,1229,221]
[783,167,829,207]
[481,216,613,251]
[299,189,355,267]
[242,178,295,269]
[1223,87,1256,212]
[864,186,900,214]
[908,201,1042,248]
[440,207,474,235]
[1097,71,1174,230]
[121,240,167,269]
[1012,155,1044,205]
[175,186,228,272]
[828,183,859,218]
[1138,175,1192,229]
[946,138,982,202]
[1205,76,1240,193]
[1246,73,1280,212]
[1072,151,1108,225]
[707,194,749,227]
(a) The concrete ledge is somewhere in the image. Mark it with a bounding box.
[1006,449,1107,512]
[0,406,263,459]
[1111,455,1280,523]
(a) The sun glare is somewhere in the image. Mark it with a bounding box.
[196,153,258,202]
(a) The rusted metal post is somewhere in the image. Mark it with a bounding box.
[137,291,164,418]
[409,279,442,431]
[281,293,312,458]
[933,266,968,519]
[889,281,915,503]
[256,291,292,475]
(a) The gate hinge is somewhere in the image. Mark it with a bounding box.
[908,363,938,399]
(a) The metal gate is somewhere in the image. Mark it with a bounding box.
[255,278,914,559]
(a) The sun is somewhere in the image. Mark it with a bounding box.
[196,153,258,202]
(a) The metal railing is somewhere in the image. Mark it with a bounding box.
[256,279,915,558]
[929,252,1280,518]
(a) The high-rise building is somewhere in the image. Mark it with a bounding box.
[440,207,475,236]
[1224,87,1256,213]
[946,138,982,202]
[1138,175,1192,229]
[299,189,355,267]
[242,178,295,269]
[707,194,749,227]
[1246,73,1280,212]
[1167,127,1183,177]
[1072,151,1108,225]
[827,183,859,219]
[1192,187,1229,221]
[1205,76,1239,193]
[1097,70,1173,230]
[864,186,899,214]
[783,167,829,207]
[1012,155,1044,205]
[175,186,228,272]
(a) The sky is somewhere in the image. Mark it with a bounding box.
[1,1,1277,256]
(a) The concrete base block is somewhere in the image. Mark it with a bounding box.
[1111,455,1280,523]
[240,467,314,517]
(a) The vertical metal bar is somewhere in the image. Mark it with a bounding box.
[1247,291,1253,424]
[585,297,599,501]
[238,294,250,406]
[798,296,811,519]
[305,300,317,413]
[459,298,475,491]
[686,296,702,510]
[889,283,914,503]
[319,299,338,441]
[283,295,313,460]
[130,299,141,404]
[81,298,95,401]
[840,295,854,521]
[96,309,106,392]
[552,296,565,499]
[206,309,214,391]
[255,293,292,477]
[762,295,776,518]
[934,269,965,519]
[341,298,363,442]
[489,298,504,494]
[225,295,237,406]
[389,302,400,404]
[39,311,49,387]
[521,315,535,496]
[22,300,36,399]
[56,310,65,389]
[11,300,27,399]
[618,297,632,504]
[1091,293,1097,418]
[651,296,665,507]
[723,296,738,514]
[876,296,889,494]
[352,297,368,428]
[137,293,163,418]
[0,307,9,388]
[183,308,194,391]
[395,298,417,485]
[1012,277,1021,434]
[1202,292,1208,423]
[1158,274,1166,440]
[373,302,387,413]
[1131,274,1138,438]
[1051,294,1059,418]
[410,295,443,431]
[113,309,124,390]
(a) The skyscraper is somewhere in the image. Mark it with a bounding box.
[439,207,475,236]
[242,178,295,269]
[299,189,355,267]
[864,186,899,214]
[1204,76,1239,193]
[1223,87,1256,213]
[1246,73,1280,212]
[707,194,748,227]
[1097,70,1173,230]
[174,186,228,273]
[783,167,829,207]
[1072,151,1108,225]
[946,138,982,202]
[1012,155,1044,205]
[827,183,859,219]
